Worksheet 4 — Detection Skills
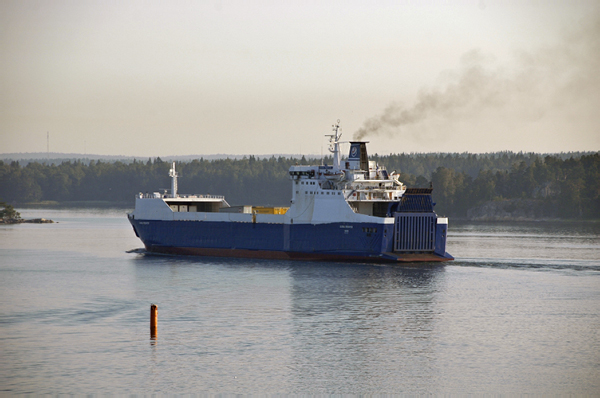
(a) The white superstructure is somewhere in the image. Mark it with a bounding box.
[130,121,406,227]
[286,120,405,224]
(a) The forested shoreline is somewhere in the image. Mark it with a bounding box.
[1,152,598,220]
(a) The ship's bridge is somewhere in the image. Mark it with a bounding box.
[288,165,317,179]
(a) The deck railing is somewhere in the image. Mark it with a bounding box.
[139,193,225,200]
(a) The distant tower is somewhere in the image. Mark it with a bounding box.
[47,132,49,162]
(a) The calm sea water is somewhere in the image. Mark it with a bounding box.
[1,208,599,394]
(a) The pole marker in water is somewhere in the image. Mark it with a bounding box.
[150,304,157,339]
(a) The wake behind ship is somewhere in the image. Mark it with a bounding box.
[128,121,453,263]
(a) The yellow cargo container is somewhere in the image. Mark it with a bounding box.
[253,206,289,215]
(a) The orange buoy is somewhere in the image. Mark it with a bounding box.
[150,304,157,339]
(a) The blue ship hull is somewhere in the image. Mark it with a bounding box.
[129,218,453,263]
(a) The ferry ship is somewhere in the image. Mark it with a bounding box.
[128,121,453,262]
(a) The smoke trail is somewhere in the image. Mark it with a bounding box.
[353,10,600,142]
[354,50,508,140]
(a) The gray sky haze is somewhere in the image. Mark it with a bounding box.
[1,0,598,157]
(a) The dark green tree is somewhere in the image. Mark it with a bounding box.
[0,201,20,220]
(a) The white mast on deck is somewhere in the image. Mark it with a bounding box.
[169,162,178,198]
[327,119,342,169]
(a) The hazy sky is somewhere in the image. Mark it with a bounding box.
[1,0,598,156]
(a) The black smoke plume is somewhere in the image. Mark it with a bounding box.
[353,10,600,141]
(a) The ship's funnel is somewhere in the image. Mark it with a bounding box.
[348,142,369,171]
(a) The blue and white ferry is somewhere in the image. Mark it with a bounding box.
[128,121,453,262]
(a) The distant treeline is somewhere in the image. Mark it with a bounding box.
[1,152,598,219]
[0,152,296,166]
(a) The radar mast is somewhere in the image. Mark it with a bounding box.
[326,119,342,169]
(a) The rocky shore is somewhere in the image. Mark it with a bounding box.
[0,218,54,224]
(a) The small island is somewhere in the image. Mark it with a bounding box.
[0,202,54,224]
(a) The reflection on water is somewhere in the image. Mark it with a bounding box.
[1,211,599,394]
[289,264,444,391]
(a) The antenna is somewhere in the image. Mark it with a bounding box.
[47,132,49,163]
